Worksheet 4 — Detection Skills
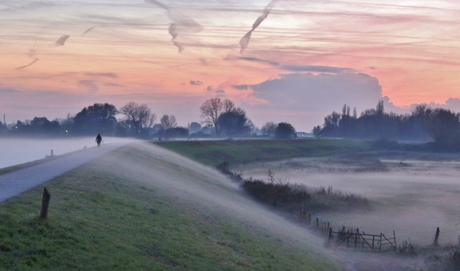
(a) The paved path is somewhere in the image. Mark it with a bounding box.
[0,142,128,204]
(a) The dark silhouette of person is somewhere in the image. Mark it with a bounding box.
[95,133,102,147]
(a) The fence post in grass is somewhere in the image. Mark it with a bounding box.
[393,230,397,249]
[434,227,440,246]
[316,217,319,228]
[40,187,51,220]
[329,228,333,240]
[355,228,358,250]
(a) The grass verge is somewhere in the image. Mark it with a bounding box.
[0,145,336,271]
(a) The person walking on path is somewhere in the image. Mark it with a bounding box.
[95,133,102,147]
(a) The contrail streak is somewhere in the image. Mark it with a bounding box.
[145,0,169,11]
[15,58,39,70]
[55,35,70,46]
[82,27,95,35]
[239,0,279,54]
[145,0,202,53]
[18,33,68,70]
[168,23,183,52]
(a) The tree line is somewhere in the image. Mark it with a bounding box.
[0,98,297,139]
[314,101,460,146]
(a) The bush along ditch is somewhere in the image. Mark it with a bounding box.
[216,161,460,270]
[216,162,370,216]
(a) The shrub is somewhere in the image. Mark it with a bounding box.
[242,179,369,214]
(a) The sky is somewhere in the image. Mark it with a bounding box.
[1,0,460,131]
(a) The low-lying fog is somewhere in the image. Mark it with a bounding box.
[98,143,332,258]
[236,156,460,246]
[0,137,136,169]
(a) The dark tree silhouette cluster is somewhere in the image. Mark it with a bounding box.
[2,98,298,139]
[200,98,253,137]
[315,101,460,146]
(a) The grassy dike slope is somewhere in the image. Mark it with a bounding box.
[0,142,337,271]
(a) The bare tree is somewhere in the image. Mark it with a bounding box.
[261,121,277,137]
[223,99,235,113]
[120,102,156,133]
[200,98,237,136]
[147,114,157,128]
[200,98,223,136]
[160,115,177,129]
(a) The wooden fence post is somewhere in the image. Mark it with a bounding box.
[393,230,397,249]
[40,187,51,220]
[372,235,375,252]
[355,228,359,250]
[316,217,319,228]
[434,227,440,246]
[329,228,333,240]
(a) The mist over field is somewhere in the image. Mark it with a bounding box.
[98,142,333,256]
[0,137,136,169]
[238,157,460,247]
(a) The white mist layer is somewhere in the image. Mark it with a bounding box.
[97,142,334,263]
[0,137,137,169]
[239,158,460,247]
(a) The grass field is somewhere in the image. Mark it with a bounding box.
[154,139,369,167]
[0,143,337,271]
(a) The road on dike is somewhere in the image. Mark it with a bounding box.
[0,142,129,204]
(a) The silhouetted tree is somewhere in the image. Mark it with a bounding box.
[261,122,277,137]
[275,122,296,139]
[74,103,118,135]
[120,102,156,135]
[312,125,321,139]
[160,115,177,129]
[200,98,224,136]
[428,108,460,145]
[200,98,244,136]
[223,99,236,112]
[376,100,384,116]
[59,113,74,135]
[188,122,201,134]
[321,111,341,137]
[313,100,460,144]
[217,107,253,137]
[30,117,59,135]
[164,127,189,138]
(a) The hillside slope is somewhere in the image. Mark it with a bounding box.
[0,142,337,270]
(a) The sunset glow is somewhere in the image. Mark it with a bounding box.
[1,0,460,130]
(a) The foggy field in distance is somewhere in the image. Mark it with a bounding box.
[237,155,460,246]
[0,137,136,169]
